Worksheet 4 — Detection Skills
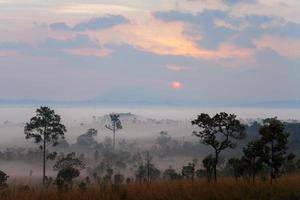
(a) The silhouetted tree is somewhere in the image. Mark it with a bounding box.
[202,155,215,183]
[156,131,171,147]
[135,151,161,183]
[192,112,246,182]
[114,174,125,185]
[163,167,182,180]
[105,114,122,151]
[259,118,295,184]
[228,158,245,182]
[242,140,264,183]
[77,128,98,147]
[182,159,197,181]
[54,152,85,187]
[94,150,100,162]
[24,106,66,184]
[0,170,9,187]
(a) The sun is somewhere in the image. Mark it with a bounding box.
[171,81,183,90]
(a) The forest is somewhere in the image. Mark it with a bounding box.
[0,106,300,200]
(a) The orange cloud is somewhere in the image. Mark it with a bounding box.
[63,48,113,57]
[87,14,253,60]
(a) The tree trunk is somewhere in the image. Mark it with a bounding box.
[270,141,274,185]
[113,121,116,151]
[206,170,210,183]
[147,151,150,183]
[43,139,46,184]
[214,151,218,182]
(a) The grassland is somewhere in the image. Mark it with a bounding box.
[1,175,300,200]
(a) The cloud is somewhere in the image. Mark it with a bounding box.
[0,42,28,50]
[254,35,300,57]
[224,0,256,5]
[40,34,100,49]
[50,15,130,31]
[154,9,300,50]
[165,64,190,71]
[154,10,238,49]
[84,12,252,59]
[230,0,300,24]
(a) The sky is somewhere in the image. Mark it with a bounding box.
[0,0,300,106]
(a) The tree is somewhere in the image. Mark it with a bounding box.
[105,114,122,151]
[227,158,245,182]
[54,152,85,186]
[0,170,9,187]
[114,174,125,185]
[182,159,197,181]
[135,163,161,183]
[163,167,182,180]
[192,112,246,182]
[135,151,161,183]
[94,150,100,162]
[24,106,66,184]
[242,140,264,183]
[156,131,171,147]
[76,128,98,147]
[259,118,294,184]
[202,155,215,183]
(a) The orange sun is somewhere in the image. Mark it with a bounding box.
[171,81,183,90]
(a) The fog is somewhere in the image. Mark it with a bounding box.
[1,106,300,145]
[1,106,300,181]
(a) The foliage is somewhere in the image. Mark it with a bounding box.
[163,167,182,180]
[202,155,215,182]
[182,160,197,181]
[57,167,80,184]
[227,158,245,181]
[242,140,264,183]
[259,118,295,182]
[135,163,161,182]
[54,152,85,171]
[0,170,9,187]
[76,128,98,147]
[24,106,66,183]
[192,112,246,182]
[114,174,125,185]
[105,114,123,150]
[54,152,85,185]
[24,107,66,149]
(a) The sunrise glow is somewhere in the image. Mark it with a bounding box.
[171,81,183,90]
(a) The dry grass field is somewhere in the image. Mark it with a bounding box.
[1,175,300,200]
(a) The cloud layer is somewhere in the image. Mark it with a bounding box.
[0,0,299,105]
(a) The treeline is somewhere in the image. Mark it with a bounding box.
[0,107,300,191]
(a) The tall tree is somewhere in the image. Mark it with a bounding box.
[24,106,66,184]
[105,114,122,151]
[259,118,294,184]
[192,112,246,182]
